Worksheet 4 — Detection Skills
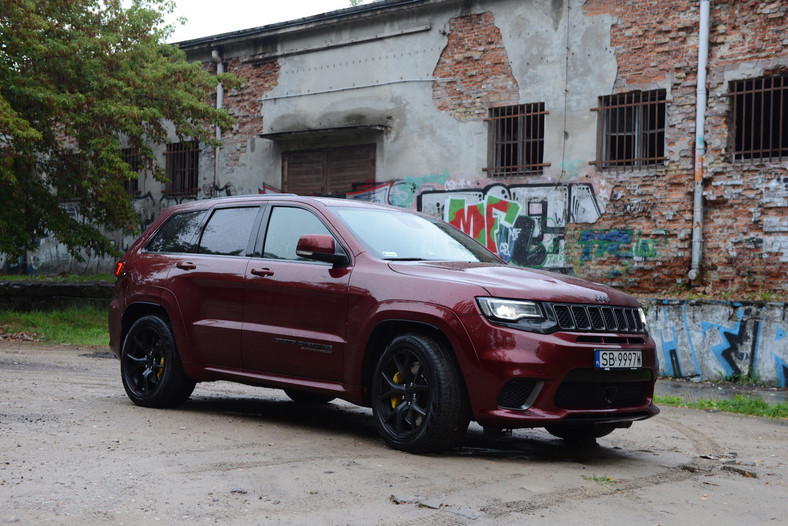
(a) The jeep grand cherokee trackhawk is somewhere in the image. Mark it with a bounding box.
[109,195,659,453]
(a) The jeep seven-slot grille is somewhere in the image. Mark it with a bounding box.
[549,304,644,333]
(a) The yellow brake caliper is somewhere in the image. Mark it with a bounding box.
[156,357,165,379]
[390,372,403,408]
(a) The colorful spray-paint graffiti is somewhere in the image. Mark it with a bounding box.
[648,299,788,387]
[346,172,453,209]
[344,174,667,273]
[574,228,669,278]
[577,229,668,264]
[420,184,603,269]
[350,176,603,272]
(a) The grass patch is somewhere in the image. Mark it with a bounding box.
[717,372,763,386]
[655,394,788,419]
[0,306,109,346]
[0,274,115,283]
[582,474,619,485]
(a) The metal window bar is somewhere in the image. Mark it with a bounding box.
[165,141,199,196]
[591,90,667,171]
[484,103,549,176]
[122,148,140,194]
[728,74,787,162]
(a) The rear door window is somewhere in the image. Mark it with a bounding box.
[198,207,261,256]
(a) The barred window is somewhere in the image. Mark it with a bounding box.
[122,147,140,194]
[593,90,666,171]
[729,74,787,162]
[486,103,547,177]
[58,151,83,202]
[165,141,199,196]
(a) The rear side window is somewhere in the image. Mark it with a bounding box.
[198,207,260,256]
[145,210,206,253]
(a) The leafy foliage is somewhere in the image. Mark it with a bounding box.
[0,0,239,260]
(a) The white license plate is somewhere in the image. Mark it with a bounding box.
[595,350,642,369]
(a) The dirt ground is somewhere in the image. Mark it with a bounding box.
[1,342,786,525]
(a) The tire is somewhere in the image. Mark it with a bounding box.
[545,423,616,443]
[371,333,469,453]
[284,389,335,404]
[120,315,196,408]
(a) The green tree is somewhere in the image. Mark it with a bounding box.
[0,0,239,263]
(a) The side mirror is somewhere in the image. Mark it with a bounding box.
[296,234,349,266]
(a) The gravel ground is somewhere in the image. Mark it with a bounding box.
[1,342,786,525]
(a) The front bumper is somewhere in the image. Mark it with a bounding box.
[460,315,659,429]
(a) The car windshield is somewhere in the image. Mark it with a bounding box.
[333,207,500,263]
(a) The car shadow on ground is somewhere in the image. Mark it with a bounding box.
[175,391,642,465]
[180,392,380,441]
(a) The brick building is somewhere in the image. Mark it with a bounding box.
[28,0,788,297]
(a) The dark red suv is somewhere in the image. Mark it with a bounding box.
[109,195,658,452]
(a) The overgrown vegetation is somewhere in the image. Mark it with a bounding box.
[1,0,241,262]
[655,394,788,419]
[717,371,764,386]
[0,306,109,346]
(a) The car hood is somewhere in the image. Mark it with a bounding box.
[387,261,639,306]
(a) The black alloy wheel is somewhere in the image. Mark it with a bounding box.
[371,334,469,453]
[120,315,195,408]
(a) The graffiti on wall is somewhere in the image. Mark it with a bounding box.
[574,228,669,278]
[349,175,603,272]
[577,229,668,265]
[261,171,663,273]
[346,171,453,209]
[649,300,788,387]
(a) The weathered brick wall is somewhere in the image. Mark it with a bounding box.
[207,57,280,194]
[702,1,787,296]
[186,1,785,299]
[575,0,787,296]
[432,11,519,120]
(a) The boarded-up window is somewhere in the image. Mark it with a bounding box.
[283,144,376,196]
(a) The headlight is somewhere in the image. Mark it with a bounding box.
[477,297,543,322]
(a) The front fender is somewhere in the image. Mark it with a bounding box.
[345,300,482,399]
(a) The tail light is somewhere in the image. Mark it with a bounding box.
[114,261,124,277]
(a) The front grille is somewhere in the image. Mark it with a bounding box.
[549,304,644,333]
[498,379,540,409]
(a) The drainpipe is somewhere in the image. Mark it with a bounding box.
[212,48,224,194]
[689,0,710,281]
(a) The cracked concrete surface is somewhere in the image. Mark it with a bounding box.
[1,343,786,524]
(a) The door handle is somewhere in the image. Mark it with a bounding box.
[176,262,196,270]
[251,268,274,277]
